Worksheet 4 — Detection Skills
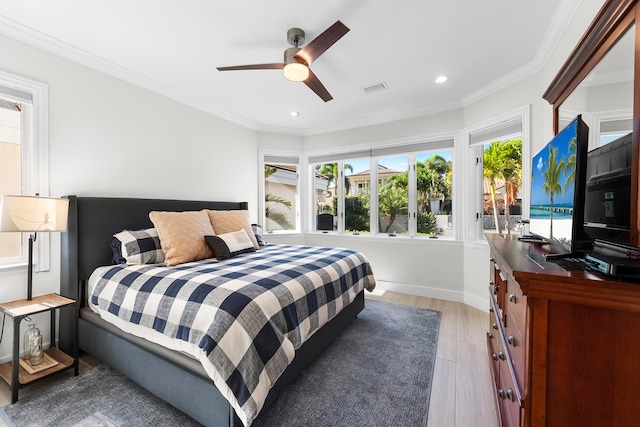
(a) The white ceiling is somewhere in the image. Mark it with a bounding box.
[0,1,583,135]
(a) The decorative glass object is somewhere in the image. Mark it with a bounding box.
[23,323,43,366]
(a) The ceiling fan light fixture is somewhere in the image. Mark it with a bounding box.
[283,47,309,82]
[283,62,309,82]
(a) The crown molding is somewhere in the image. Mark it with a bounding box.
[461,0,582,107]
[0,0,582,136]
[0,16,259,131]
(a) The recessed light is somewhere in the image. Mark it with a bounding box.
[435,75,448,84]
[290,111,300,117]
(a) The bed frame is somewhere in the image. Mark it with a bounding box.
[59,195,365,426]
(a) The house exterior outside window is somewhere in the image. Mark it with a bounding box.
[0,72,49,270]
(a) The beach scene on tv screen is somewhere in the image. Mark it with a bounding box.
[530,121,578,245]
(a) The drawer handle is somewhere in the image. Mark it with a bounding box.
[498,389,505,399]
[492,353,498,361]
[506,388,514,402]
[487,332,494,339]
[508,335,516,347]
[489,307,494,313]
[498,351,505,361]
[492,323,498,330]
[490,281,498,294]
[509,293,517,303]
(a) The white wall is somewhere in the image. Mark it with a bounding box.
[0,0,606,361]
[304,109,464,150]
[0,34,258,360]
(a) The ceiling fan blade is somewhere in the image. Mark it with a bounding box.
[217,63,284,71]
[303,69,333,102]
[296,21,350,65]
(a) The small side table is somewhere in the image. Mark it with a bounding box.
[0,293,78,403]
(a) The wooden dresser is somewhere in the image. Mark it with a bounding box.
[485,233,640,427]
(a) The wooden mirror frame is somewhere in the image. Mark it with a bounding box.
[543,0,640,246]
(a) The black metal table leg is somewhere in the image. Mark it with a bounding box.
[50,310,56,348]
[11,317,20,404]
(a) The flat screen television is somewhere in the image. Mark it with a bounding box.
[529,115,590,254]
[583,132,632,248]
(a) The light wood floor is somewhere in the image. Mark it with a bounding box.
[366,290,499,427]
[0,291,498,426]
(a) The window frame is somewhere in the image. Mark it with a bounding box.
[0,71,49,271]
[308,133,457,239]
[465,105,530,243]
[260,150,303,234]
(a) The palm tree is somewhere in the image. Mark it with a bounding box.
[564,133,577,193]
[316,163,354,196]
[541,146,565,239]
[264,164,294,230]
[378,184,408,233]
[416,155,450,213]
[482,139,523,235]
[483,142,504,234]
[499,138,522,235]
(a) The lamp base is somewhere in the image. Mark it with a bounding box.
[27,234,35,301]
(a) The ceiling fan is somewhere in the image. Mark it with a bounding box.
[217,21,350,102]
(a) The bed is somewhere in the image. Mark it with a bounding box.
[58,196,375,427]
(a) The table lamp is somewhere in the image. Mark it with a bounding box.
[0,195,69,300]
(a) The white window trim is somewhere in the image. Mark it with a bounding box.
[592,109,633,149]
[259,149,304,234]
[0,71,50,272]
[463,105,530,243]
[307,132,457,239]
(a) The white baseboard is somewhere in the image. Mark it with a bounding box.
[371,280,489,313]
[372,280,465,303]
[464,293,490,312]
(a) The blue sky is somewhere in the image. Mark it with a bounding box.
[346,151,453,175]
[530,121,577,206]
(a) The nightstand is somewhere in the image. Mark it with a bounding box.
[0,293,78,403]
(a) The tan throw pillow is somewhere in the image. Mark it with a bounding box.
[149,210,215,265]
[206,210,259,250]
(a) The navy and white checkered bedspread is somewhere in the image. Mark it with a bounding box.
[88,244,376,426]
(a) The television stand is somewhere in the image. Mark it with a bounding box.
[486,233,640,426]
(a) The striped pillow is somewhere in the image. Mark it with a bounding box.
[205,229,256,260]
[111,228,165,265]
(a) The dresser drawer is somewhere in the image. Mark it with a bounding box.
[503,311,525,394]
[505,278,526,334]
[498,356,523,427]
[488,307,503,382]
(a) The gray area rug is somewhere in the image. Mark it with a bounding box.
[0,300,440,427]
[0,364,200,427]
[253,299,441,427]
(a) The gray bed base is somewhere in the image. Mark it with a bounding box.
[59,196,364,427]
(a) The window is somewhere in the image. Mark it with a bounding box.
[0,101,22,260]
[377,155,408,234]
[310,137,455,238]
[312,158,371,233]
[263,155,300,233]
[0,72,49,270]
[468,109,528,240]
[415,151,453,237]
[597,116,632,147]
[481,137,523,236]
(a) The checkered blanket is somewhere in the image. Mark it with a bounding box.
[88,244,376,426]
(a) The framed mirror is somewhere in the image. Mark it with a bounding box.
[558,24,634,150]
[544,0,639,246]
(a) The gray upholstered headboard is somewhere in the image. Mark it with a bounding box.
[58,195,249,352]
